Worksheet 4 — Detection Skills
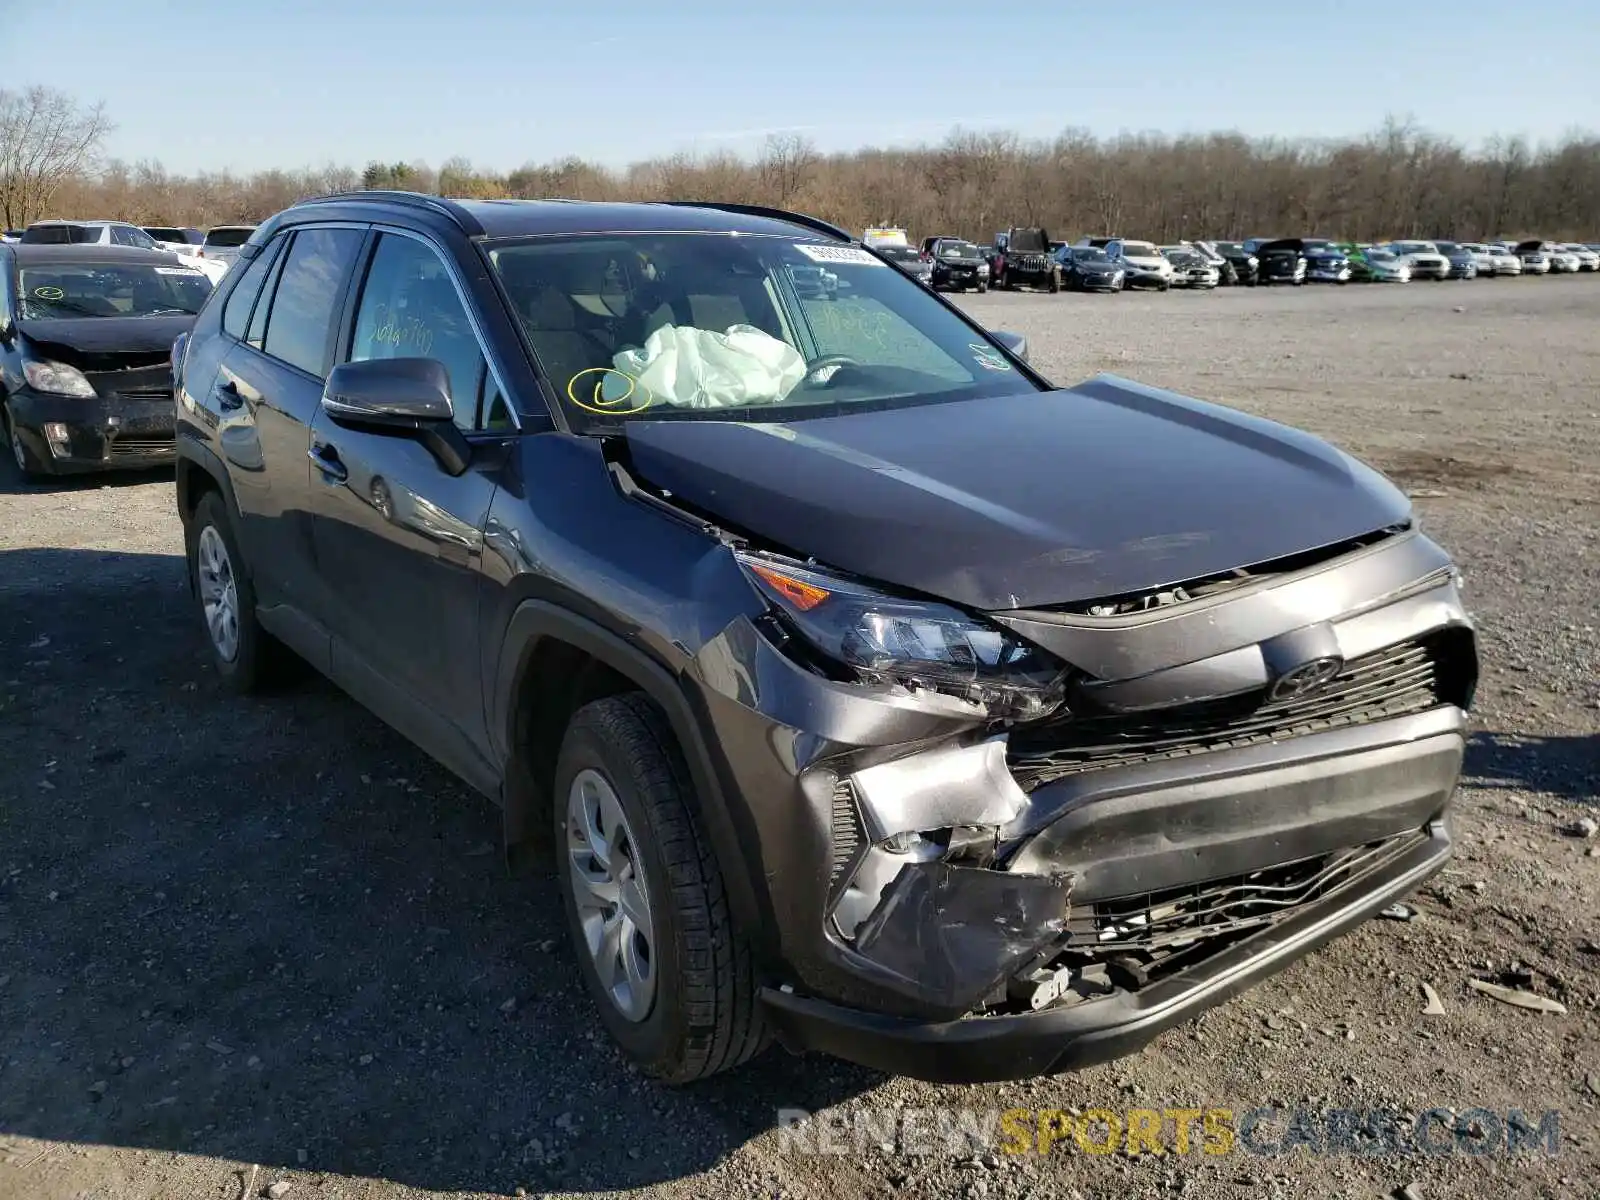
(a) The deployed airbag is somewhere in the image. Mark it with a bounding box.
[607,323,806,409]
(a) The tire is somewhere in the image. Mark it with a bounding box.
[185,490,299,692]
[977,282,987,293]
[1158,281,1170,292]
[554,693,768,1083]
[1047,273,1060,294]
[4,405,47,482]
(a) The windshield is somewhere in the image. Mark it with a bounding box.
[1434,242,1460,253]
[878,245,921,262]
[1213,242,1243,254]
[937,241,979,258]
[203,227,254,247]
[144,227,185,242]
[1368,251,1398,262]
[486,233,1039,432]
[1120,242,1158,257]
[1072,247,1111,262]
[16,260,213,320]
[1394,242,1433,254]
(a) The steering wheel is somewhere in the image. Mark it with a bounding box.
[800,354,861,388]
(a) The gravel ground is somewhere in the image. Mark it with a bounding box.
[1,277,1597,1200]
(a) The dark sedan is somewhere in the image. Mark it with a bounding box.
[1,244,213,479]
[1210,242,1259,285]
[876,243,935,286]
[1430,241,1479,280]
[926,238,989,292]
[1052,245,1126,292]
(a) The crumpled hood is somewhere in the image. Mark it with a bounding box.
[622,374,1412,611]
[16,315,195,370]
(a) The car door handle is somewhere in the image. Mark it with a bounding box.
[214,379,242,411]
[308,444,348,483]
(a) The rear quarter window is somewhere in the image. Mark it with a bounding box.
[221,236,285,340]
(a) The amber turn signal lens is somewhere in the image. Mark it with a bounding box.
[749,564,831,612]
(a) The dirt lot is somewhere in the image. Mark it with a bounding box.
[2,277,1597,1200]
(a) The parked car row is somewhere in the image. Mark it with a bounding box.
[0,220,257,278]
[859,227,1600,294]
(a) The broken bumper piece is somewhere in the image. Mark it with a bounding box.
[763,819,1451,1084]
[849,861,1072,1018]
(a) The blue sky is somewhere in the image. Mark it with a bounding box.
[5,0,1596,174]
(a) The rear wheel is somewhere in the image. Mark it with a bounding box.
[555,694,768,1083]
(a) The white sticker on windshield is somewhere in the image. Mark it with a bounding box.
[969,343,1013,372]
[154,266,203,276]
[795,244,885,267]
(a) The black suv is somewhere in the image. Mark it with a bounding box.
[995,226,1060,291]
[173,192,1476,1085]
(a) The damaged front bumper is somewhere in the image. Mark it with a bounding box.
[763,817,1451,1083]
[684,526,1476,1078]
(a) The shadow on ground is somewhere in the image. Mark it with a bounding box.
[1463,729,1599,803]
[0,548,878,1196]
[0,457,175,497]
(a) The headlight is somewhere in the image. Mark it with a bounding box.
[23,359,96,397]
[735,552,1067,720]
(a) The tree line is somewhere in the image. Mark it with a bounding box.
[6,87,1599,243]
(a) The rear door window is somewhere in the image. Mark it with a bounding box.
[222,235,286,340]
[257,227,365,378]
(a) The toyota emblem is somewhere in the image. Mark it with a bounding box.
[1268,655,1344,702]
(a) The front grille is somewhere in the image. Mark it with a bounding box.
[1061,829,1428,967]
[109,436,174,459]
[1008,632,1467,791]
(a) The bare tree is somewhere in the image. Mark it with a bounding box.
[756,133,817,206]
[26,88,1600,245]
[0,86,112,228]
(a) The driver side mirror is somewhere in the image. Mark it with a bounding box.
[991,331,1029,364]
[322,357,472,477]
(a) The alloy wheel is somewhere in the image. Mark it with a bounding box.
[565,767,657,1022]
[196,524,241,662]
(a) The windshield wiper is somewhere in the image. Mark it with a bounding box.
[142,307,197,317]
[28,300,107,318]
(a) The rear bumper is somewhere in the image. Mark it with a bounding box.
[8,388,174,474]
[764,816,1452,1083]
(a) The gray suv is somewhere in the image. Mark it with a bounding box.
[171,191,1478,1084]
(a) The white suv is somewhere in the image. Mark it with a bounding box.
[19,220,162,249]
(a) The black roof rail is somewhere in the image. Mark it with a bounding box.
[294,190,485,236]
[660,201,852,243]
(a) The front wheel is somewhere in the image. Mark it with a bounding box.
[555,694,769,1083]
[1047,272,1061,294]
[4,407,47,482]
[977,282,988,293]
